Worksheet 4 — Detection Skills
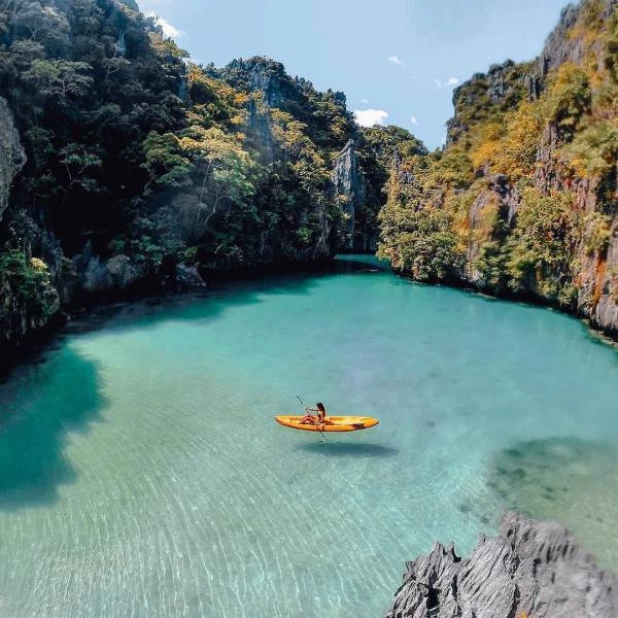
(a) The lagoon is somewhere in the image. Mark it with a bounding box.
[0,256,617,617]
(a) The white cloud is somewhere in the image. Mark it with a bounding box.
[361,98,370,104]
[434,77,460,90]
[410,116,418,126]
[388,55,404,67]
[147,12,182,39]
[354,109,389,128]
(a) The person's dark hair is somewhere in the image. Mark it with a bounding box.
[316,402,325,412]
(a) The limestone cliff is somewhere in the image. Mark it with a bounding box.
[0,1,386,352]
[0,97,25,222]
[379,0,618,338]
[386,512,618,618]
[332,139,369,251]
[0,97,61,347]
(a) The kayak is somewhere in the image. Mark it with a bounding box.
[275,415,379,433]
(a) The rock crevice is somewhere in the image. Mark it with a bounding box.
[332,139,367,251]
[0,97,26,222]
[386,513,618,618]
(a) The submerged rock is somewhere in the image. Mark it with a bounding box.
[386,512,618,618]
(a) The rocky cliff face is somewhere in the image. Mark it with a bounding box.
[0,97,61,347]
[539,4,584,79]
[380,0,618,338]
[332,139,369,250]
[386,512,618,618]
[0,273,60,350]
[0,0,384,353]
[0,97,25,222]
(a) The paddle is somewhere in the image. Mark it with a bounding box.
[296,395,326,442]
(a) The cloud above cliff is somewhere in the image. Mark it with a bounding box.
[354,109,389,127]
[433,77,460,90]
[388,55,404,67]
[410,116,418,126]
[147,13,182,39]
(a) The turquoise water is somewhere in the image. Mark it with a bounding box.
[1,255,618,617]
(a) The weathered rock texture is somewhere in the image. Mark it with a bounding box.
[392,0,618,338]
[0,97,26,222]
[0,98,60,346]
[386,512,618,618]
[333,139,368,250]
[0,276,60,348]
[539,4,584,79]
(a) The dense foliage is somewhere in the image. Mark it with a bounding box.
[379,0,618,316]
[0,0,366,273]
[0,0,401,344]
[1,0,187,255]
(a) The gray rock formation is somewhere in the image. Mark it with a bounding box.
[435,0,618,335]
[386,512,618,618]
[538,4,584,79]
[73,244,147,294]
[105,254,144,290]
[486,60,517,105]
[175,263,206,288]
[0,275,60,347]
[0,97,26,222]
[332,139,367,250]
[538,1,616,85]
[464,174,520,287]
[250,63,283,108]
[0,98,61,346]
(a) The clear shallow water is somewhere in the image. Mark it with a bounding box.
[1,255,618,618]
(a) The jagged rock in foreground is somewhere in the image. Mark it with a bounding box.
[386,512,618,618]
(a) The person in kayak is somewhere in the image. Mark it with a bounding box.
[300,402,326,425]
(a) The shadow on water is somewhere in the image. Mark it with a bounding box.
[62,256,389,339]
[0,348,107,511]
[296,441,399,458]
[0,255,386,510]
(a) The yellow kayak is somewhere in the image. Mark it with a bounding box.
[275,415,379,433]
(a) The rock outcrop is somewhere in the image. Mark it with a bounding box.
[381,0,618,339]
[0,98,60,348]
[333,139,368,250]
[0,97,26,222]
[463,174,520,287]
[386,512,618,618]
[538,4,584,79]
[0,274,60,349]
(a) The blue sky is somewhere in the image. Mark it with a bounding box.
[138,0,571,149]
